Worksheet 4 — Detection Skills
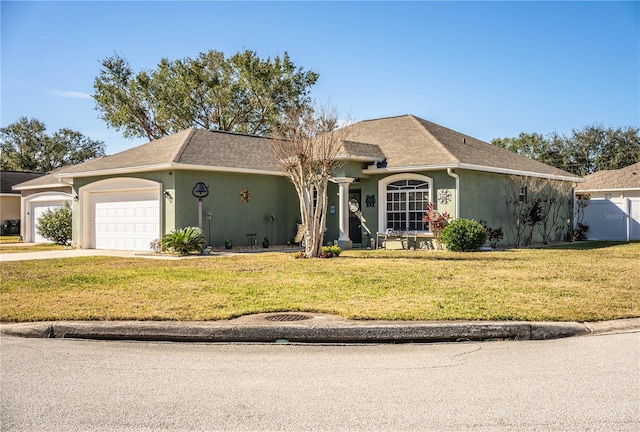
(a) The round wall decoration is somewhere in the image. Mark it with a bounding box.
[438,189,452,204]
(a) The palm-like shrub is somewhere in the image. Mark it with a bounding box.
[161,227,205,255]
[440,218,487,252]
[36,202,72,245]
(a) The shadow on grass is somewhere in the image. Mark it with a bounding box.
[342,250,517,262]
[529,241,630,251]
[344,240,635,260]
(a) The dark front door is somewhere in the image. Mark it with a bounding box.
[349,190,363,245]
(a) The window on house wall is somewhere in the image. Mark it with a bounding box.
[518,186,527,203]
[386,179,430,230]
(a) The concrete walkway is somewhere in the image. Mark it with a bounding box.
[0,248,236,262]
[0,245,298,261]
[2,313,639,344]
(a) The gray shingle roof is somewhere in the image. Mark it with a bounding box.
[576,162,640,191]
[60,129,280,176]
[11,165,77,190]
[345,115,580,179]
[1,170,46,193]
[55,115,581,181]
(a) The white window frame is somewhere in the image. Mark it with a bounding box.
[377,173,433,233]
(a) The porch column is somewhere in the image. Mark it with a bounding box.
[333,177,355,250]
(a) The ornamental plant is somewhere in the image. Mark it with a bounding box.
[440,218,488,252]
[423,202,451,248]
[320,245,342,258]
[161,227,205,255]
[36,202,72,245]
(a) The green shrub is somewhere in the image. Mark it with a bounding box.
[161,227,205,255]
[440,218,488,252]
[36,202,72,245]
[320,245,342,258]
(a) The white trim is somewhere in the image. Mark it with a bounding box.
[12,182,71,191]
[446,168,460,219]
[377,173,433,233]
[363,162,583,183]
[575,187,640,193]
[78,177,162,250]
[21,192,72,243]
[0,192,21,197]
[56,162,284,180]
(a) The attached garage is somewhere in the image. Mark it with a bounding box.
[80,178,161,251]
[22,192,72,243]
[575,163,640,242]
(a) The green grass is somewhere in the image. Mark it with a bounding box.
[1,242,639,323]
[0,242,67,253]
[0,235,21,244]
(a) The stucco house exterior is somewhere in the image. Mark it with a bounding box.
[1,170,47,236]
[10,167,73,242]
[14,114,582,250]
[575,162,640,241]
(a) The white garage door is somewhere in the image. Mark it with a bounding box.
[90,190,159,251]
[631,199,640,240]
[33,203,63,243]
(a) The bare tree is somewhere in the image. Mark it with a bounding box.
[269,105,350,258]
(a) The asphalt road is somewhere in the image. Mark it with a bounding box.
[1,332,639,431]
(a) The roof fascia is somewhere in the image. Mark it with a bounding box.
[575,187,639,192]
[458,163,584,182]
[55,162,285,179]
[362,162,584,182]
[12,183,71,191]
[55,163,174,179]
[335,153,385,163]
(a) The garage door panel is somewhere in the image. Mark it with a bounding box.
[90,191,159,251]
[631,200,640,240]
[33,204,63,243]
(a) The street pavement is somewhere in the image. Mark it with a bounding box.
[2,247,639,344]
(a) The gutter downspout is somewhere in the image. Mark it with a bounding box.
[447,168,460,219]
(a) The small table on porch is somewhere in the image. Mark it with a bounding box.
[245,233,257,247]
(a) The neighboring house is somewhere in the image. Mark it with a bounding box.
[11,167,73,243]
[33,114,581,251]
[0,170,46,236]
[575,162,640,241]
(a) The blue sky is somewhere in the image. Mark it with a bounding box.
[2,1,638,155]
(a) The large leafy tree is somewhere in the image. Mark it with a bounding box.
[93,50,319,141]
[493,125,640,176]
[0,117,105,172]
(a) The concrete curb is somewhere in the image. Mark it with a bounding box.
[4,314,635,344]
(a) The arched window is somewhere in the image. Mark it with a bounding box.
[378,174,432,232]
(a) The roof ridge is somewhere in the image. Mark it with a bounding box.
[355,114,412,125]
[172,128,197,163]
[407,115,459,162]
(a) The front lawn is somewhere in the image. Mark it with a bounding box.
[1,242,638,323]
[0,243,67,253]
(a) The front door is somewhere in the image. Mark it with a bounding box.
[349,190,363,245]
